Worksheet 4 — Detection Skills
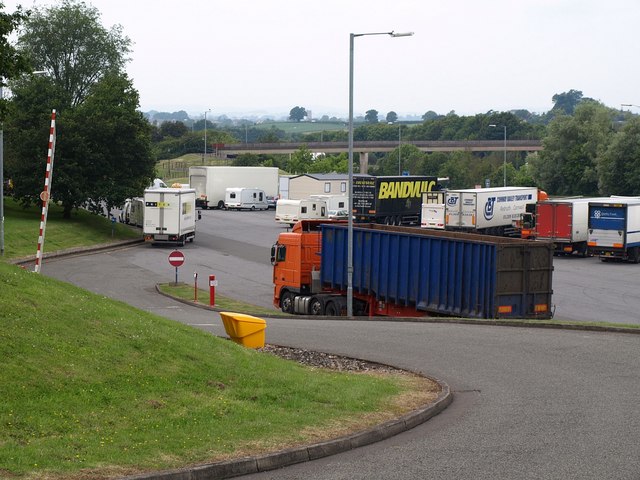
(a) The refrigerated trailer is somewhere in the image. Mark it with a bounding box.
[444,186,541,236]
[587,199,640,262]
[526,197,608,256]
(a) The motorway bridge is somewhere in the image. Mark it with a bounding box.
[215,139,543,156]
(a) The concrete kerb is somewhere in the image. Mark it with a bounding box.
[9,238,144,267]
[121,378,452,480]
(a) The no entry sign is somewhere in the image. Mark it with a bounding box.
[168,250,185,267]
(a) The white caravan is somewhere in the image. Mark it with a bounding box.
[275,199,328,226]
[224,187,269,210]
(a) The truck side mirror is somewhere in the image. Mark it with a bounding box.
[270,245,277,265]
[197,210,202,220]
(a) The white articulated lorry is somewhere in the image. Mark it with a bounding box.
[422,186,542,236]
[188,166,279,209]
[143,187,198,245]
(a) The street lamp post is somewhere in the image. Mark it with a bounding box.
[203,109,211,163]
[0,83,5,256]
[348,30,413,317]
[398,124,402,175]
[489,124,507,187]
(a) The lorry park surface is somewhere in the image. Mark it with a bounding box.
[30,207,640,479]
[91,207,640,326]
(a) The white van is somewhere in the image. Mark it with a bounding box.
[224,187,269,210]
[275,199,327,226]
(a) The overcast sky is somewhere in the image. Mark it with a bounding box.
[6,0,640,118]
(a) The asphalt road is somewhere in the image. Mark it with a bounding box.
[39,209,640,479]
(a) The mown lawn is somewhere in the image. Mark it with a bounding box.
[0,261,436,479]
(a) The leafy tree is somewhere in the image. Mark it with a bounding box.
[598,117,640,195]
[18,0,131,108]
[307,152,348,174]
[551,89,583,116]
[365,109,379,124]
[386,111,398,123]
[0,3,31,120]
[160,120,188,138]
[7,73,154,217]
[5,1,151,218]
[529,101,615,196]
[287,145,313,174]
[289,106,307,122]
[421,110,439,121]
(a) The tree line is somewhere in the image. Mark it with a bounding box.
[2,0,639,223]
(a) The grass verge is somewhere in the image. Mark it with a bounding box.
[2,198,140,260]
[157,283,277,317]
[0,261,438,479]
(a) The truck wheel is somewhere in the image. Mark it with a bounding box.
[630,247,640,264]
[309,297,324,315]
[280,292,295,314]
[217,200,225,209]
[325,301,338,316]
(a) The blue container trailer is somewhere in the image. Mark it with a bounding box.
[271,221,553,319]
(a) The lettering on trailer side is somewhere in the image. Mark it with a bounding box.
[378,180,437,199]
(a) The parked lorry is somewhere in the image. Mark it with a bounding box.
[188,166,279,209]
[143,187,199,245]
[271,220,554,319]
[224,187,269,210]
[587,199,640,263]
[517,197,608,256]
[274,199,327,226]
[431,186,543,236]
[353,175,440,226]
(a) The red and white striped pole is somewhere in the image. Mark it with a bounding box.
[34,110,57,274]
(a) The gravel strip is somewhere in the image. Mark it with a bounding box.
[259,344,399,373]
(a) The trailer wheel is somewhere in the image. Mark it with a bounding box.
[280,292,295,314]
[309,297,324,315]
[630,247,640,264]
[324,301,338,316]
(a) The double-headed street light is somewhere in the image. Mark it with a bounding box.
[489,124,507,187]
[347,30,413,317]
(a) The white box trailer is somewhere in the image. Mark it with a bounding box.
[188,166,279,209]
[143,187,198,245]
[445,186,540,236]
[275,199,328,226]
[588,198,640,262]
[224,187,269,210]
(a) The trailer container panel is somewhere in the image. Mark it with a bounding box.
[319,224,553,319]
